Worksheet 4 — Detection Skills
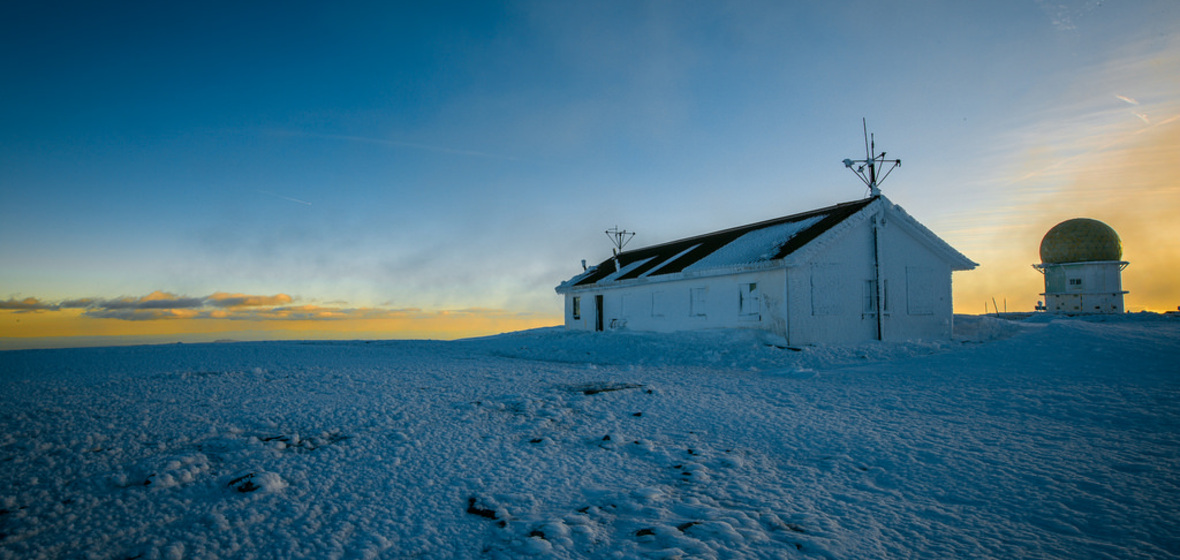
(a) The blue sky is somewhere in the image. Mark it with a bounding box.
[3,1,1179,346]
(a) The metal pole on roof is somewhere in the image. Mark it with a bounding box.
[605,226,635,256]
[844,118,901,197]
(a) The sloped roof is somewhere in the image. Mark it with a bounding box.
[563,197,877,289]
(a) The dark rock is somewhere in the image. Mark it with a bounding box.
[466,497,498,520]
[228,473,260,493]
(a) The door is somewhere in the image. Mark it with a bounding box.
[595,295,604,332]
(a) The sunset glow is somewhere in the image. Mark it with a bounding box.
[0,295,559,350]
[945,47,1180,314]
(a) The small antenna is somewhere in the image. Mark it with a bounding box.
[605,226,635,256]
[843,118,901,197]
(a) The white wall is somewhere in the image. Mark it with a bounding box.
[784,209,957,344]
[784,218,879,345]
[876,214,956,340]
[563,268,787,336]
[562,204,965,343]
[1042,262,1126,313]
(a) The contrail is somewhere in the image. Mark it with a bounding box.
[258,190,313,206]
[1115,94,1140,106]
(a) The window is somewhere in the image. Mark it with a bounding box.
[863,280,890,314]
[1068,278,1083,290]
[740,283,760,316]
[690,287,708,317]
[572,296,581,320]
[864,280,877,313]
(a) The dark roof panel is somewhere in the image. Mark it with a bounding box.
[573,197,875,287]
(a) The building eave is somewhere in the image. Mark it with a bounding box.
[880,198,979,271]
[556,259,789,294]
[1034,260,1129,269]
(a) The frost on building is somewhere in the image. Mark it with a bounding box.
[1034,218,1128,314]
[554,195,977,345]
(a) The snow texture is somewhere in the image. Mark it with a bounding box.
[1,314,1178,559]
[683,216,823,272]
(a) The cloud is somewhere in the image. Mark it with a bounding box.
[213,304,440,322]
[0,294,207,321]
[74,291,217,320]
[3,291,474,323]
[0,297,59,312]
[219,304,361,321]
[1,300,560,349]
[84,308,203,321]
[98,291,206,311]
[3,291,304,320]
[206,292,294,308]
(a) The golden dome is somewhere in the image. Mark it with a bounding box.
[1039,218,1122,264]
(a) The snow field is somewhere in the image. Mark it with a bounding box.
[1,315,1178,559]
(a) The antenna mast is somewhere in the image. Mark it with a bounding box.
[605,226,635,256]
[843,118,901,197]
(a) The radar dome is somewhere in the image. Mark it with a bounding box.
[1039,218,1122,264]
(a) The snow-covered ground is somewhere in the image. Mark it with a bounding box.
[1,314,1178,559]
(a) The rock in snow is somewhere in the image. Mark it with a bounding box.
[1,314,1178,559]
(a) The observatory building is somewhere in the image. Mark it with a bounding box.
[1034,218,1128,314]
[555,195,977,344]
[555,125,977,344]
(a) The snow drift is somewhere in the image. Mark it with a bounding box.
[1,314,1177,559]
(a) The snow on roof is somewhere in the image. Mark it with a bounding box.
[564,198,875,288]
[682,216,823,273]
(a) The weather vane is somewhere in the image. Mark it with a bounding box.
[843,118,900,197]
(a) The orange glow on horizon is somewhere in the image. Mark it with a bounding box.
[0,306,563,350]
[952,115,1180,314]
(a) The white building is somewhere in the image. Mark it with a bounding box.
[1034,218,1127,314]
[555,195,977,345]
